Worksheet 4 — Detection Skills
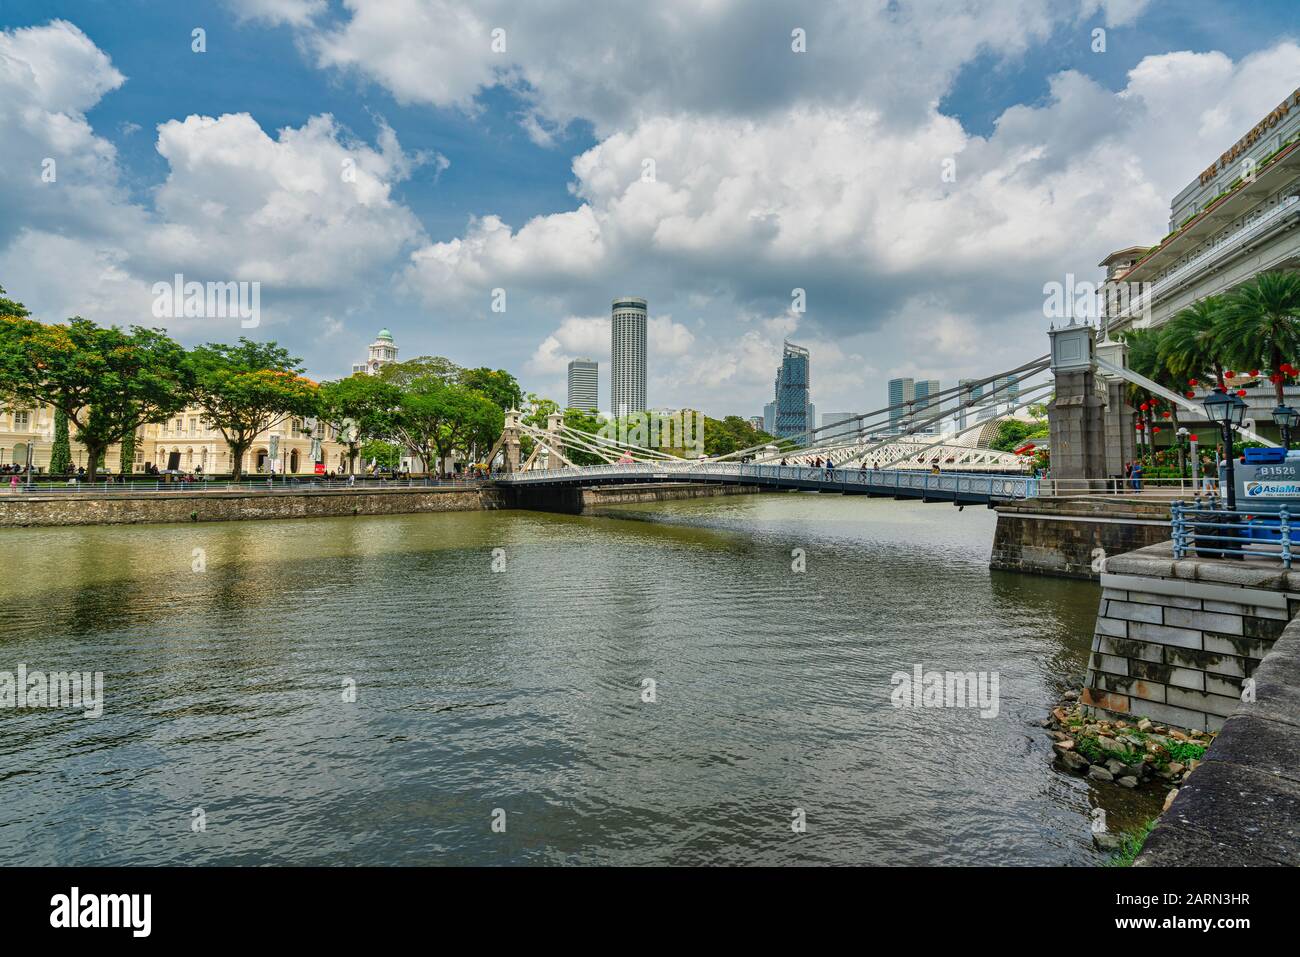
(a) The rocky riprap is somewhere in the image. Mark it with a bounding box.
[1042,689,1215,810]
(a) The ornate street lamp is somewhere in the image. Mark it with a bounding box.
[1203,390,1248,509]
[1272,403,1298,451]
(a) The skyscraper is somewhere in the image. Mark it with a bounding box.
[773,341,812,438]
[888,377,941,434]
[567,358,598,411]
[611,297,647,415]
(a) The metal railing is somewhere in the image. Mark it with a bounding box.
[494,461,1039,499]
[1171,500,1293,567]
[2,476,489,496]
[1038,476,1220,497]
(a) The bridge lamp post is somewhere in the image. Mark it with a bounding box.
[1202,390,1247,510]
[1271,403,1297,451]
[1176,427,1188,481]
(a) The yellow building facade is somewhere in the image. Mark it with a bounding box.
[0,403,352,475]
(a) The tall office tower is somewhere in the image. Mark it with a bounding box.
[611,297,647,415]
[821,412,860,441]
[567,358,598,411]
[957,375,1020,430]
[773,341,811,438]
[888,377,941,433]
[762,401,776,434]
[913,379,941,434]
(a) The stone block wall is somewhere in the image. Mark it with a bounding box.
[1136,615,1300,866]
[1083,542,1296,732]
[991,497,1173,580]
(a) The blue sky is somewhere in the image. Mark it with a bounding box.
[1,0,1298,417]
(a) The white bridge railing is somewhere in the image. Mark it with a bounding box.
[495,461,1038,499]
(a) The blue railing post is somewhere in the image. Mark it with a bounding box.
[1282,505,1292,570]
[1171,500,1184,558]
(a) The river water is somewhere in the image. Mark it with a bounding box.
[0,493,1164,865]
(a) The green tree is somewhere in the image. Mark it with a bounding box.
[0,317,192,483]
[378,355,462,389]
[1217,271,1300,406]
[187,339,320,480]
[459,367,523,411]
[49,408,71,474]
[318,374,402,473]
[390,378,502,476]
[0,284,29,319]
[118,426,136,476]
[359,439,401,469]
[704,414,775,457]
[1159,295,1229,390]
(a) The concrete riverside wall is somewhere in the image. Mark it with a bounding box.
[0,482,762,527]
[581,483,762,508]
[497,482,763,514]
[990,497,1173,580]
[1083,542,1295,733]
[0,486,504,527]
[1136,617,1300,866]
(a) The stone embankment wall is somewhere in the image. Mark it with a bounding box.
[1136,615,1300,866]
[1083,543,1295,733]
[991,496,1174,580]
[0,486,503,527]
[0,482,762,527]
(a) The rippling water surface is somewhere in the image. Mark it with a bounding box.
[0,493,1163,865]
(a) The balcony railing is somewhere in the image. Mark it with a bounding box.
[1112,194,1300,322]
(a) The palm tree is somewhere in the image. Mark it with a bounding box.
[1216,271,1300,407]
[1120,327,1174,463]
[1159,295,1229,391]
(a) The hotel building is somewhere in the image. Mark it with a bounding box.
[611,297,647,415]
[1098,82,1300,439]
[567,358,599,411]
[773,341,815,438]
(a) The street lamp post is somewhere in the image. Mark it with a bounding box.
[1177,426,1188,483]
[1272,403,1298,451]
[1203,390,1249,510]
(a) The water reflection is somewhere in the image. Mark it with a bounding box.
[0,495,1162,864]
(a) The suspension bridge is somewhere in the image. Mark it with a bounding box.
[485,356,1055,507]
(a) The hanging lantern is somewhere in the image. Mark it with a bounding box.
[1186,391,1196,399]
[1238,389,1248,397]
[1162,410,1171,418]
[1189,378,1199,386]
[1136,422,1145,431]
[1190,434,1199,442]
[1251,369,1260,377]
[1139,402,1149,412]
[1153,426,1161,433]
[1226,370,1236,378]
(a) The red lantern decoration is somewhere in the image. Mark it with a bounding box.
[1271,373,1284,384]
[1251,369,1260,377]
[1226,370,1236,378]
[1185,391,1196,399]
[1140,402,1149,411]
[1238,389,1248,397]
[1153,426,1161,433]
[1136,422,1145,431]
[1190,434,1199,442]
[1189,378,1199,386]
[1162,411,1171,418]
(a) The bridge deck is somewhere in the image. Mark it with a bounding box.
[493,462,1038,504]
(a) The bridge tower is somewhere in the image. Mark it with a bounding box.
[1047,322,1107,488]
[499,408,522,473]
[545,412,565,469]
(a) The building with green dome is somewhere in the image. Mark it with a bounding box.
[352,328,399,375]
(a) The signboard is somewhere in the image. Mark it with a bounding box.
[314,462,325,475]
[1244,480,1300,498]
[1235,459,1300,511]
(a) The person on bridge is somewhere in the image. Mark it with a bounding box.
[825,459,834,479]
[1130,461,1143,491]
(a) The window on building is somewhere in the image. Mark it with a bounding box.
[12,411,30,430]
